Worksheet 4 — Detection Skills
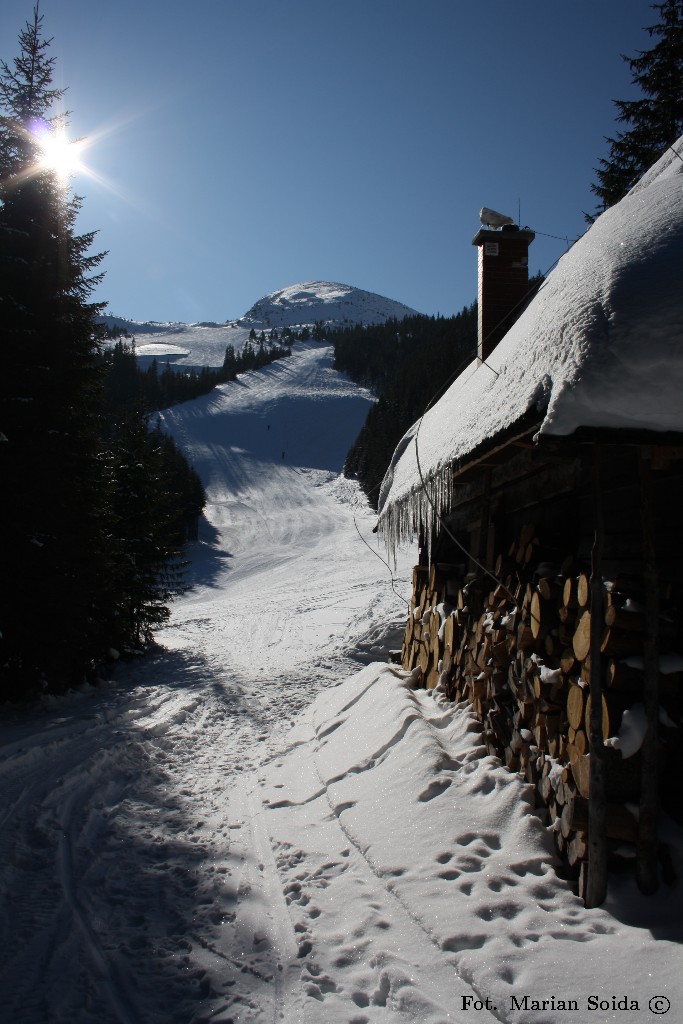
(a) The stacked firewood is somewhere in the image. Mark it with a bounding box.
[400,523,681,874]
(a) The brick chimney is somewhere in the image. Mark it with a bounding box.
[472,224,535,362]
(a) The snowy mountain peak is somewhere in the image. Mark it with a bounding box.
[238,280,419,330]
[100,280,419,369]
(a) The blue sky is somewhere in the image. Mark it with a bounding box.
[0,0,661,323]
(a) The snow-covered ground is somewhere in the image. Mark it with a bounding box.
[102,319,262,371]
[0,344,680,1024]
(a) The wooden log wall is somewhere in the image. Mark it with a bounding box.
[400,523,682,881]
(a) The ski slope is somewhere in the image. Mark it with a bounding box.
[157,343,404,694]
[0,344,680,1024]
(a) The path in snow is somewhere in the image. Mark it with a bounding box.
[0,344,423,1023]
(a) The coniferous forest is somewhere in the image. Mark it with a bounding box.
[333,308,478,507]
[0,10,207,700]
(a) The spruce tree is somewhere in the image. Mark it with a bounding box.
[0,5,112,696]
[107,418,190,646]
[590,0,683,215]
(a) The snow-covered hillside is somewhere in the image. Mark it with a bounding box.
[241,280,419,330]
[0,345,679,1023]
[101,280,419,370]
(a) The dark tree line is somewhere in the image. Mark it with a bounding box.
[333,309,478,506]
[0,7,204,699]
[590,0,683,215]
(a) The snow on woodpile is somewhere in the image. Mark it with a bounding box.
[378,137,683,555]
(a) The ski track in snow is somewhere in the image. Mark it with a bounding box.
[1,343,679,1023]
[0,344,416,1023]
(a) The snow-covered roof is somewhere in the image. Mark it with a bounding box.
[378,136,683,549]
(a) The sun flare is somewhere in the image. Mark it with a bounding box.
[33,124,86,183]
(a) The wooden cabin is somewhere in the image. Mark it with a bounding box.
[377,140,683,905]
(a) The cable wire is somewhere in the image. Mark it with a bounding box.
[353,512,410,607]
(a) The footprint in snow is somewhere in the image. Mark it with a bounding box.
[508,858,546,878]
[417,778,452,802]
[487,877,515,892]
[304,982,324,1001]
[475,901,522,921]
[455,831,500,850]
[511,932,541,947]
[441,934,487,952]
[530,883,556,900]
[456,855,484,872]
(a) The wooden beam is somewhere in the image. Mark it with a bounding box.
[586,446,607,908]
[452,425,541,482]
[476,467,492,570]
[636,448,660,894]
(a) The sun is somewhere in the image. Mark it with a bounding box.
[32,123,86,183]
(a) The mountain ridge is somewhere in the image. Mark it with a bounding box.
[240,280,419,330]
[101,280,419,335]
[100,279,421,368]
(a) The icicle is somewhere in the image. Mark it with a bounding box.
[379,460,454,567]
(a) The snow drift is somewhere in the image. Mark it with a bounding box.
[257,663,681,1022]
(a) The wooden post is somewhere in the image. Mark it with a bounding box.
[477,468,492,567]
[586,446,607,908]
[637,448,660,894]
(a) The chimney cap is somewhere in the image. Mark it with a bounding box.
[472,226,535,246]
